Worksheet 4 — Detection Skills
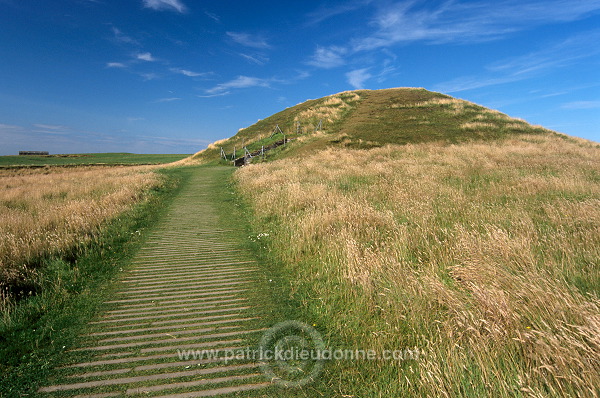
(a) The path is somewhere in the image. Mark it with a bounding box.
[38,167,270,397]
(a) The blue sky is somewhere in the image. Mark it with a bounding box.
[1,0,599,155]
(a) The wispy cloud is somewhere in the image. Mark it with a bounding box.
[306,46,347,69]
[31,124,71,135]
[154,97,181,103]
[305,0,373,25]
[169,67,206,77]
[32,124,67,130]
[562,101,600,110]
[206,76,271,94]
[353,0,600,51]
[434,75,523,94]
[226,32,271,49]
[346,68,372,89]
[142,0,186,13]
[435,29,600,93]
[306,0,600,68]
[238,53,269,66]
[1,123,71,136]
[204,11,220,23]
[0,123,22,131]
[111,27,137,45]
[375,57,397,83]
[107,62,127,68]
[487,31,600,75]
[136,52,156,62]
[139,72,159,81]
[197,92,231,98]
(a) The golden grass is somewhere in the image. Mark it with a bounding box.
[236,134,600,396]
[294,92,362,125]
[461,121,498,129]
[392,97,471,113]
[0,166,161,304]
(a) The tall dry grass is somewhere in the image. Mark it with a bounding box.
[0,166,161,306]
[236,134,600,396]
[295,91,361,125]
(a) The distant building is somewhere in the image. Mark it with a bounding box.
[19,151,49,155]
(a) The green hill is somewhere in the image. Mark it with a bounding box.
[191,87,557,163]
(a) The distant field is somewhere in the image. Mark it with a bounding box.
[0,166,162,307]
[0,153,190,167]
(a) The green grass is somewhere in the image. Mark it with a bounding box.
[0,165,340,397]
[0,166,188,397]
[233,136,600,397]
[0,153,190,167]
[192,87,561,164]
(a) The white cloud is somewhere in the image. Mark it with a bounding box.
[306,46,347,69]
[31,124,71,135]
[562,101,600,110]
[435,30,600,93]
[169,68,205,77]
[346,68,372,89]
[487,31,600,75]
[197,92,231,98]
[434,75,524,94]
[0,123,22,130]
[226,32,271,49]
[238,53,269,65]
[206,76,270,94]
[140,72,159,80]
[33,124,67,130]
[142,0,186,13]
[111,27,137,45]
[107,62,127,68]
[305,0,600,69]
[353,0,600,51]
[154,97,181,103]
[31,130,70,135]
[204,11,220,23]
[305,0,374,26]
[136,52,156,62]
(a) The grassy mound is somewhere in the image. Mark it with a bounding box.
[190,87,556,163]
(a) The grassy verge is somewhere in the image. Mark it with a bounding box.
[0,166,189,397]
[234,134,600,397]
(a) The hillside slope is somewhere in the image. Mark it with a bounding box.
[189,87,557,163]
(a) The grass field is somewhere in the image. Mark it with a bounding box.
[0,165,187,396]
[0,165,164,310]
[2,87,598,396]
[235,133,600,397]
[0,153,190,167]
[0,166,332,397]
